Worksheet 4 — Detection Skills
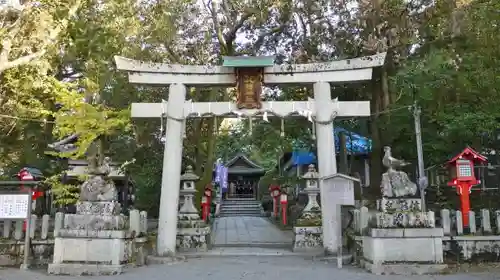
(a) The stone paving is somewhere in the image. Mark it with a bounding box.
[1,256,498,280]
[213,216,293,247]
[2,216,498,280]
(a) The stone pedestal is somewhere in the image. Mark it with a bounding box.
[292,225,323,252]
[362,198,446,275]
[48,201,131,276]
[176,218,210,252]
[362,228,446,275]
[177,217,210,252]
[374,198,435,228]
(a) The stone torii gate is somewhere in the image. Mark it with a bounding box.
[114,53,387,257]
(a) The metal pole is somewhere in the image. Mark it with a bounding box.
[21,187,33,270]
[413,102,427,212]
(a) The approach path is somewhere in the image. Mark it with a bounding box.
[1,256,497,280]
[212,216,293,247]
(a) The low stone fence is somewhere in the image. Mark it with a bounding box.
[0,209,148,266]
[353,207,500,261]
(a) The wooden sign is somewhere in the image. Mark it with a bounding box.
[236,68,263,109]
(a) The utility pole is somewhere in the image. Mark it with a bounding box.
[413,102,428,211]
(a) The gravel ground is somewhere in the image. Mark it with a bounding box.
[1,256,499,280]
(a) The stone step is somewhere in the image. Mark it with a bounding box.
[220,210,262,214]
[220,198,263,217]
[222,203,261,207]
[219,208,262,212]
[222,205,261,209]
[224,199,258,202]
[219,213,264,217]
[223,201,260,204]
[212,242,291,249]
[220,205,261,209]
[221,205,261,209]
[219,211,262,215]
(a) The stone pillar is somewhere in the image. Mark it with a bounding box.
[157,83,186,256]
[313,82,339,254]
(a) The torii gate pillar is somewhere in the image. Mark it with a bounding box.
[157,84,186,256]
[314,82,339,254]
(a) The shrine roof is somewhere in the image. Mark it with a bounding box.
[447,146,487,164]
[224,153,266,175]
[222,56,275,67]
[47,133,79,153]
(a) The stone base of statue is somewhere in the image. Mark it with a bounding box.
[176,215,210,252]
[292,212,323,253]
[48,201,132,276]
[362,198,446,275]
[362,228,446,275]
[380,170,417,198]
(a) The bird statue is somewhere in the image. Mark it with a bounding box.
[382,146,410,171]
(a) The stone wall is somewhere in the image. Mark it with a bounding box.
[0,209,149,267]
[0,240,53,266]
[353,206,500,262]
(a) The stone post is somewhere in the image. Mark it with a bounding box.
[179,166,200,219]
[157,83,186,257]
[313,82,339,255]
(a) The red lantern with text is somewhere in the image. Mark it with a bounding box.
[280,192,288,226]
[201,185,213,222]
[447,147,487,228]
[269,185,281,218]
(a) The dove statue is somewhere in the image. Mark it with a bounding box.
[382,146,410,171]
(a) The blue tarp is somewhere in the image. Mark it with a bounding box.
[291,127,371,166]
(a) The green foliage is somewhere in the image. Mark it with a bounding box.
[1,0,500,210]
[45,174,80,206]
[126,146,163,217]
[387,1,500,166]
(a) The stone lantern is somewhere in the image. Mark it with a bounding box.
[179,166,200,219]
[293,164,323,253]
[301,164,321,213]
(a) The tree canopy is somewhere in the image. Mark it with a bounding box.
[1,0,499,214]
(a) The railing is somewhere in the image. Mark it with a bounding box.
[425,165,500,191]
[352,207,500,261]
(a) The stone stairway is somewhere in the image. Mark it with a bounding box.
[219,198,263,217]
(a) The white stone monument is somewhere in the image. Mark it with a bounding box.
[320,173,359,258]
[362,146,446,275]
[114,53,387,257]
[48,157,132,275]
